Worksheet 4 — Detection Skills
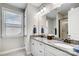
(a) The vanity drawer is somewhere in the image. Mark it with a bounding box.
[38,42,44,49]
[45,45,71,56]
[45,52,54,56]
[45,50,56,56]
[38,50,44,56]
[37,42,44,56]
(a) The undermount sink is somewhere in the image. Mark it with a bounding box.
[44,39,73,48]
[53,43,73,49]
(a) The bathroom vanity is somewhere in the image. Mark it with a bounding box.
[30,36,79,56]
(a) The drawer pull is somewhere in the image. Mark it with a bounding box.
[40,44,42,45]
[32,43,34,45]
[39,50,42,53]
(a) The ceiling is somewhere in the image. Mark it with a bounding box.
[46,9,57,19]
[31,3,42,8]
[8,3,27,9]
[58,3,79,16]
[46,3,79,19]
[8,3,43,9]
[8,3,79,19]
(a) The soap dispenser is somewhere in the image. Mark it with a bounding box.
[33,25,37,35]
[41,26,44,34]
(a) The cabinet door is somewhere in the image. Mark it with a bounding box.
[31,39,39,56]
[31,39,35,55]
[34,41,39,56]
[38,42,44,56]
[45,45,71,56]
[45,50,55,56]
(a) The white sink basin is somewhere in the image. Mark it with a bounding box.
[43,39,73,49]
[53,43,73,49]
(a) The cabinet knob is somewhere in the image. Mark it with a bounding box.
[32,43,34,45]
[39,50,42,53]
[40,44,42,45]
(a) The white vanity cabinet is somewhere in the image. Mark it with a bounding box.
[30,38,71,56]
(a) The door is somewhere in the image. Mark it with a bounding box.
[59,19,68,39]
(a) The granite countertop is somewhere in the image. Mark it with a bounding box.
[31,36,79,56]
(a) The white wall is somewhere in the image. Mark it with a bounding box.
[38,15,48,35]
[25,4,39,55]
[25,4,49,55]
[68,7,79,41]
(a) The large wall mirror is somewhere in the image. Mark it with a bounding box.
[46,9,57,36]
[44,4,69,39]
[44,3,79,40]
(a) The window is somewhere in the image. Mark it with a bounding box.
[2,8,23,37]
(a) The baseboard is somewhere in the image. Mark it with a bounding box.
[26,52,31,56]
[0,47,25,55]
